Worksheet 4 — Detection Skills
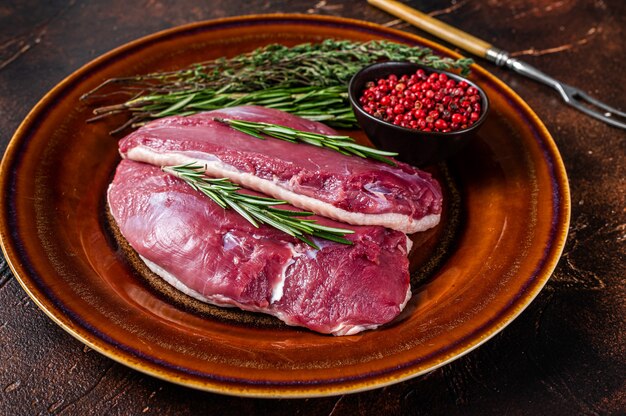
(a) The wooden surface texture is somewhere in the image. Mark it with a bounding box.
[0,1,624,414]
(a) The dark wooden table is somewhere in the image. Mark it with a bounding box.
[1,1,624,414]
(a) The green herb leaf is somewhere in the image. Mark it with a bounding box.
[162,163,354,249]
[83,39,473,132]
[215,118,398,165]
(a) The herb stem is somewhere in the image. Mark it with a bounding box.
[82,39,473,133]
[162,163,354,249]
[213,117,398,165]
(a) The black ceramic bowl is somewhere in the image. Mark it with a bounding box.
[348,61,489,167]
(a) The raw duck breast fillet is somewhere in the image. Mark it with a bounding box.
[108,160,412,336]
[119,105,442,234]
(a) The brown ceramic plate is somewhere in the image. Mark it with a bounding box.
[0,15,569,397]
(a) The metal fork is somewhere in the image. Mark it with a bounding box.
[369,0,626,130]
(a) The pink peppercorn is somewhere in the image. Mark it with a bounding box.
[358,69,483,133]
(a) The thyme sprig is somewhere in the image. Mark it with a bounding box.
[163,163,354,249]
[82,39,473,132]
[214,117,397,166]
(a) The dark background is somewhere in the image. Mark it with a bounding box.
[1,1,624,414]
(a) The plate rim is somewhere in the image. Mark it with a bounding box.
[0,13,570,398]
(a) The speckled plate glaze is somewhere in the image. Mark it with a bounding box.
[0,15,570,397]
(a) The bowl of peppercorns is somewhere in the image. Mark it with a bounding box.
[348,61,489,166]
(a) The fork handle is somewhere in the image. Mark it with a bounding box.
[368,0,516,66]
[368,0,496,57]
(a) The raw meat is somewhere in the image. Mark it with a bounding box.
[119,106,442,234]
[108,160,412,336]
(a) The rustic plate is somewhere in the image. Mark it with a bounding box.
[0,15,569,397]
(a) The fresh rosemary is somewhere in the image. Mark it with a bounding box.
[214,117,398,165]
[82,39,473,132]
[162,163,354,249]
[91,86,357,133]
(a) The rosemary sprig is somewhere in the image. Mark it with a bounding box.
[162,163,354,249]
[214,117,398,166]
[93,86,357,133]
[82,39,473,132]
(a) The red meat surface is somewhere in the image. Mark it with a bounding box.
[108,160,412,335]
[119,106,442,233]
